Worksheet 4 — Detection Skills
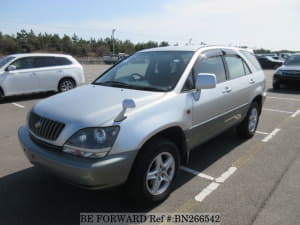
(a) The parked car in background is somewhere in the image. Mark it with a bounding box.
[278,52,292,61]
[18,46,265,204]
[256,55,283,69]
[0,53,85,100]
[103,53,129,64]
[273,54,300,89]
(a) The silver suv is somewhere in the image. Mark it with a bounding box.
[18,46,265,204]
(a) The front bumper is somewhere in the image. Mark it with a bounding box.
[18,126,137,189]
[263,91,267,104]
[274,74,300,83]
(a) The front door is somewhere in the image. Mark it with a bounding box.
[189,51,232,148]
[4,57,38,95]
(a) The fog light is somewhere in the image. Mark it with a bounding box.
[63,147,108,158]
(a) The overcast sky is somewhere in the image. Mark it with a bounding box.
[0,0,299,50]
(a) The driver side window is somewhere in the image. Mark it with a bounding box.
[9,57,35,70]
[194,56,227,83]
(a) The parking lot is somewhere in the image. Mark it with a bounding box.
[0,66,299,225]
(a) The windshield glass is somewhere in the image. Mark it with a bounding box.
[284,55,300,65]
[0,56,15,68]
[94,51,194,92]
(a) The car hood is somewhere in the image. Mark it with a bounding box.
[33,84,166,127]
[278,65,300,71]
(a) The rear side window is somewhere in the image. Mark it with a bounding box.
[34,57,55,68]
[54,57,72,66]
[10,57,35,70]
[194,56,226,83]
[240,50,262,72]
[225,55,250,79]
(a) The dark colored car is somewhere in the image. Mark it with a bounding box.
[256,55,283,69]
[273,54,300,89]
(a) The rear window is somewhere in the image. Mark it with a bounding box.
[34,57,55,67]
[34,57,72,68]
[225,55,251,79]
[240,50,262,72]
[54,57,72,66]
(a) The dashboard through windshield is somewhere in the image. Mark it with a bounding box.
[94,51,194,92]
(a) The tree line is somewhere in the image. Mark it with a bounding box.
[0,29,169,57]
[0,30,297,57]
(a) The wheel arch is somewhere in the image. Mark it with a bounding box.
[0,86,4,96]
[57,76,77,91]
[252,95,263,114]
[134,126,189,166]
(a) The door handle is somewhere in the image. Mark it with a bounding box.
[222,86,232,94]
[249,78,256,84]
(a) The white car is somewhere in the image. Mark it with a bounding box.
[0,53,85,100]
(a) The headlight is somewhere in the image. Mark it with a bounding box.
[276,70,283,75]
[63,126,120,158]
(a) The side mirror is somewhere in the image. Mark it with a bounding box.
[114,99,136,122]
[6,65,16,72]
[195,73,217,90]
[122,99,136,109]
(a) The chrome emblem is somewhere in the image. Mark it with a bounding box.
[34,120,42,129]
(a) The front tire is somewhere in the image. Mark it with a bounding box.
[237,102,260,138]
[58,78,76,92]
[273,80,280,90]
[126,137,180,205]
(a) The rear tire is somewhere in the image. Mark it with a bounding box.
[126,137,180,205]
[237,102,260,138]
[58,78,76,92]
[0,88,4,102]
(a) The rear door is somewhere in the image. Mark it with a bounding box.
[33,57,62,91]
[222,50,255,123]
[4,57,38,95]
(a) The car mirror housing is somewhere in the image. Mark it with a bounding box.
[6,65,16,72]
[195,73,217,90]
[114,99,136,122]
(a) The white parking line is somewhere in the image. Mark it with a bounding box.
[263,108,294,114]
[267,96,300,102]
[180,166,215,181]
[262,128,281,143]
[256,131,269,135]
[194,166,237,202]
[194,182,220,202]
[290,110,300,118]
[215,167,237,183]
[11,103,24,108]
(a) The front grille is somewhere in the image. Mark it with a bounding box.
[282,70,300,76]
[29,112,65,141]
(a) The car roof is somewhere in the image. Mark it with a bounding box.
[8,53,72,58]
[139,45,253,54]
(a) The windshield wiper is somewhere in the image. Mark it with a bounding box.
[96,81,131,87]
[136,86,168,92]
[95,81,167,92]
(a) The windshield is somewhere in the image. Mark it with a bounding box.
[0,56,15,68]
[284,55,300,66]
[94,51,194,92]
